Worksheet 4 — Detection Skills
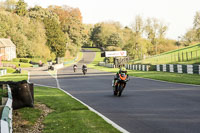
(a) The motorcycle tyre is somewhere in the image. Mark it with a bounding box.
[117,84,123,97]
[113,87,117,96]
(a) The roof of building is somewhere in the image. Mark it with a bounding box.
[0,38,16,47]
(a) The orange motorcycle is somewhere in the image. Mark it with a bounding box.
[113,73,129,97]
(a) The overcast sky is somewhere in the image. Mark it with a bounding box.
[24,0,200,40]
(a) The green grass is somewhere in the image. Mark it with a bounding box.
[0,87,8,105]
[88,52,105,68]
[128,70,200,85]
[64,52,83,67]
[2,61,32,68]
[0,70,28,81]
[82,48,102,52]
[134,43,200,65]
[90,52,200,85]
[91,64,200,85]
[35,86,120,133]
[17,107,42,126]
[2,66,119,132]
[1,67,16,73]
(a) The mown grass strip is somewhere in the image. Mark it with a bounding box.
[35,86,120,133]
[82,48,101,52]
[64,52,83,67]
[2,61,32,68]
[88,52,105,68]
[0,70,28,82]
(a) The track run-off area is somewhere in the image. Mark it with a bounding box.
[30,51,200,133]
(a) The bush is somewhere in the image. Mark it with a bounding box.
[20,58,30,63]
[12,58,20,62]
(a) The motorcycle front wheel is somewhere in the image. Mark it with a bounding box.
[117,84,123,97]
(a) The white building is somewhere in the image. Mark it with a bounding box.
[0,38,16,61]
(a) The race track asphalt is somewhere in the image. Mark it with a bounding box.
[28,51,200,133]
[58,51,200,133]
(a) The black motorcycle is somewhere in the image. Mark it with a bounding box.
[73,65,77,72]
[113,73,129,97]
[82,68,87,75]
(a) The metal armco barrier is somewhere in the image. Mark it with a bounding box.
[156,64,200,75]
[98,62,150,71]
[99,62,200,75]
[0,85,12,133]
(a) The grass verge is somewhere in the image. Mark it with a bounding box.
[16,107,42,126]
[35,86,120,133]
[0,70,28,82]
[88,52,105,68]
[82,48,101,52]
[4,65,119,132]
[89,52,200,85]
[64,52,83,67]
[2,61,32,68]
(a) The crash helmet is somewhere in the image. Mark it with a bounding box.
[120,67,127,73]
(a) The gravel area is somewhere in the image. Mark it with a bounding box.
[13,103,53,133]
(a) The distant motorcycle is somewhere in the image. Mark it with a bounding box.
[82,68,87,75]
[113,73,129,97]
[73,65,77,72]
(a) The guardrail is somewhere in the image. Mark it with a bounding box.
[0,85,12,133]
[98,62,150,71]
[99,62,200,75]
[0,69,7,76]
[156,64,200,74]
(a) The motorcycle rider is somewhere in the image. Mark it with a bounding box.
[82,64,87,71]
[112,66,128,87]
[73,64,77,72]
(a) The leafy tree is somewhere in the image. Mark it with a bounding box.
[27,6,59,22]
[183,29,197,45]
[0,0,17,11]
[15,0,27,16]
[107,33,122,47]
[90,22,122,48]
[144,18,168,55]
[48,5,85,56]
[193,11,200,41]
[0,10,51,59]
[44,17,67,58]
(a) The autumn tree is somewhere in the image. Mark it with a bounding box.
[90,22,122,48]
[144,18,168,55]
[48,5,85,56]
[193,11,200,41]
[15,0,27,16]
[182,11,200,46]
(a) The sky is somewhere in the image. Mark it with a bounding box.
[24,0,200,40]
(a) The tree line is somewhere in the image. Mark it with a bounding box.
[0,0,199,61]
[0,0,86,61]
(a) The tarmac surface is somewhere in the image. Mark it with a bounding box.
[29,51,200,133]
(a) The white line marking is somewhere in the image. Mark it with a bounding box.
[48,69,129,133]
[57,86,129,133]
[28,72,30,82]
